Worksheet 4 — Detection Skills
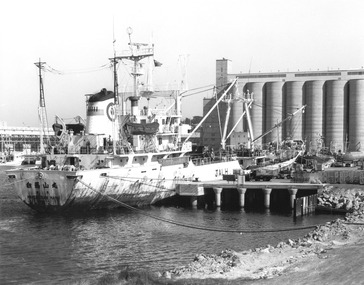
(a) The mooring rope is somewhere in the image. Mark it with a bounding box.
[76,178,320,233]
[1,178,28,187]
[106,175,175,193]
[107,174,189,183]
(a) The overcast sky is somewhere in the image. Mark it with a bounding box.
[1,0,363,127]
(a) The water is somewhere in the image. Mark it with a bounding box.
[0,166,342,284]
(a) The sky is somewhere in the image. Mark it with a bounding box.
[1,0,363,127]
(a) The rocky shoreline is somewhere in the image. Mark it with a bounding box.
[161,185,364,283]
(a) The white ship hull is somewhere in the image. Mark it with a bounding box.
[7,158,240,212]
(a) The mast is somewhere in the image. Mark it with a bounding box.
[34,59,49,154]
[110,55,119,154]
[111,18,121,112]
[177,54,189,143]
[112,57,120,106]
[183,78,238,144]
[109,24,121,154]
[221,93,232,150]
[115,27,154,120]
[223,90,254,149]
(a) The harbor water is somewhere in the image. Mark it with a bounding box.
[0,166,342,284]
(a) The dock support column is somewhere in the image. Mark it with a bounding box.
[190,196,198,208]
[213,187,223,207]
[237,175,245,185]
[288,188,298,209]
[237,187,247,208]
[262,188,272,209]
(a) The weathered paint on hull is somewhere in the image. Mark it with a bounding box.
[7,160,241,213]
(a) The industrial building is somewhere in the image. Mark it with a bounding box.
[201,59,364,153]
[0,122,55,154]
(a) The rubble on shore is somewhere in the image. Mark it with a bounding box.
[163,185,364,282]
[318,185,364,212]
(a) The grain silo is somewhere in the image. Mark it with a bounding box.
[325,80,347,151]
[284,81,304,140]
[304,80,325,144]
[348,79,364,151]
[204,59,364,151]
[265,81,284,144]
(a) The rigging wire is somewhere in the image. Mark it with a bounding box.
[287,110,303,138]
[106,175,175,193]
[43,63,111,75]
[181,82,232,98]
[2,178,29,188]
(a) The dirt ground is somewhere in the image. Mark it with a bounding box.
[163,185,364,284]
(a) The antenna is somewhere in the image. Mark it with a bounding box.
[112,27,119,106]
[127,27,133,48]
[178,54,189,91]
[112,17,116,50]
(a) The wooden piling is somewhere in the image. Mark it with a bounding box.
[294,194,318,218]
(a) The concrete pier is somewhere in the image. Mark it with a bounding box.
[288,188,298,209]
[237,187,247,208]
[213,187,223,207]
[176,180,323,210]
[262,188,272,209]
[237,175,245,185]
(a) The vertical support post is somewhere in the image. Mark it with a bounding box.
[190,196,197,208]
[237,187,247,208]
[213,187,223,207]
[237,174,245,185]
[303,196,307,215]
[287,188,298,209]
[262,188,272,209]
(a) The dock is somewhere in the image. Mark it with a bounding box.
[176,176,324,210]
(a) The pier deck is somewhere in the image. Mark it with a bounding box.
[176,179,324,196]
[176,179,325,209]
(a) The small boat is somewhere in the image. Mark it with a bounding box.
[0,151,25,167]
[124,121,159,135]
[6,29,241,213]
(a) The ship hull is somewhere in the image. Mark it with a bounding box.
[7,160,241,213]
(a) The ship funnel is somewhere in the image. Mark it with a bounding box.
[85,89,117,137]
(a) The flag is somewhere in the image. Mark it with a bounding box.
[154,59,163,67]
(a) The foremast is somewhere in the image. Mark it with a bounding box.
[34,59,50,154]
[111,27,186,154]
[115,27,154,120]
